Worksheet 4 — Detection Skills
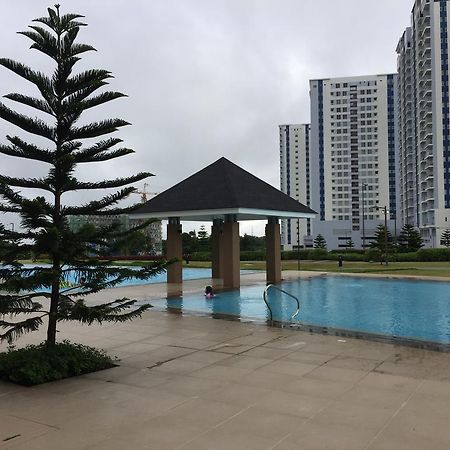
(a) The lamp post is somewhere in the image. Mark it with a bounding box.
[361,183,368,250]
[297,219,301,272]
[383,206,388,266]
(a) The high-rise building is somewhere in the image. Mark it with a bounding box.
[279,124,312,249]
[397,0,450,247]
[309,74,399,249]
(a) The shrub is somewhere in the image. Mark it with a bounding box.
[240,251,266,261]
[189,252,212,261]
[416,248,450,262]
[0,341,115,386]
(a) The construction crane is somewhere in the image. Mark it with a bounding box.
[132,183,159,203]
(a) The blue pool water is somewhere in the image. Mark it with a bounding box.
[151,276,450,345]
[21,265,255,287]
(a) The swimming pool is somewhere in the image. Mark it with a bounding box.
[150,275,450,347]
[19,265,256,287]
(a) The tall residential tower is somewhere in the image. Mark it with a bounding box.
[397,0,450,247]
[309,74,399,249]
[279,124,312,249]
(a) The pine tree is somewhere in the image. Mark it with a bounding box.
[197,225,210,251]
[346,239,355,250]
[441,229,450,248]
[397,224,424,252]
[0,6,167,345]
[370,224,394,264]
[313,234,327,249]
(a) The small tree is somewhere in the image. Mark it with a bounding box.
[197,225,210,251]
[346,239,355,250]
[441,229,450,248]
[398,224,424,253]
[313,234,327,249]
[370,224,394,264]
[0,6,167,346]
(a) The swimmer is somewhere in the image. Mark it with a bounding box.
[204,285,214,299]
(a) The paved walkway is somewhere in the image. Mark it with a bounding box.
[1,272,450,449]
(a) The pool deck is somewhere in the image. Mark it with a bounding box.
[2,271,450,449]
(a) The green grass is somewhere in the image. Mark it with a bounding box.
[184,260,450,278]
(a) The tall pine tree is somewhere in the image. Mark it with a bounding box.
[397,224,423,252]
[0,6,167,345]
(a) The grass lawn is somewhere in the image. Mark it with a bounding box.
[185,260,450,278]
[19,259,450,278]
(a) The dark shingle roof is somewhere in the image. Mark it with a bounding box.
[132,157,316,217]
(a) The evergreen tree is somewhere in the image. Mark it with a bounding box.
[370,224,394,264]
[313,234,327,249]
[346,239,355,250]
[0,6,167,345]
[197,225,210,251]
[397,224,424,252]
[441,229,450,248]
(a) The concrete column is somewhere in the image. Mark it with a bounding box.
[211,219,224,280]
[266,217,282,284]
[221,215,240,289]
[167,218,182,284]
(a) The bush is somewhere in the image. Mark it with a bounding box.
[189,251,212,261]
[240,250,266,261]
[416,248,450,262]
[0,341,116,386]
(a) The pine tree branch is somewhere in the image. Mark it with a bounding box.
[63,187,136,215]
[75,147,134,163]
[73,172,151,190]
[64,69,112,98]
[0,59,54,105]
[0,136,53,163]
[75,91,127,112]
[4,93,54,116]
[19,27,59,61]
[68,119,130,140]
[0,102,54,141]
[0,175,55,193]
[0,316,45,344]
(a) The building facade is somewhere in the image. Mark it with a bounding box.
[397,0,450,247]
[309,74,399,249]
[279,124,313,249]
[67,215,163,255]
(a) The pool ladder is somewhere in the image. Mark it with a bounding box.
[263,284,301,323]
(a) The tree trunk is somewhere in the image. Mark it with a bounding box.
[47,282,59,346]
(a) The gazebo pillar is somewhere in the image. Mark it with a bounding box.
[221,215,240,289]
[266,217,282,284]
[167,218,182,284]
[211,219,224,280]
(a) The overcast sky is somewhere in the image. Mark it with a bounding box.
[0,0,413,236]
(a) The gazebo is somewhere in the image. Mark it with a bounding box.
[131,157,316,289]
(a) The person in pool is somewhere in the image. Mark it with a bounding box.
[204,285,214,298]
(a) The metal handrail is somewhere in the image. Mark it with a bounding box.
[263,284,300,323]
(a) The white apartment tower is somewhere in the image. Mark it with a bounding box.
[309,75,399,249]
[279,124,312,249]
[397,0,450,247]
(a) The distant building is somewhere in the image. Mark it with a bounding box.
[67,215,162,255]
[308,74,399,249]
[279,124,312,249]
[396,0,450,247]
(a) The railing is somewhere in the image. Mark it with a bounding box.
[263,284,300,323]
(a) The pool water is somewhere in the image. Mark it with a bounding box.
[19,265,256,287]
[150,276,450,345]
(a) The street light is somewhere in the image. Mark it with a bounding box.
[297,219,301,272]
